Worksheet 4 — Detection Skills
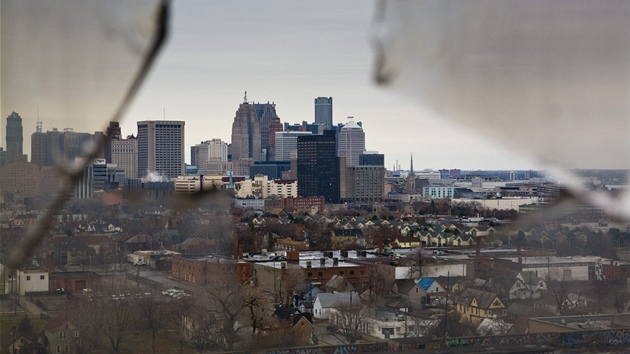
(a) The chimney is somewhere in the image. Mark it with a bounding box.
[333,257,339,266]
[306,261,312,268]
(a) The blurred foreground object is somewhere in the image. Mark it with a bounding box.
[372,0,630,220]
[1,0,168,268]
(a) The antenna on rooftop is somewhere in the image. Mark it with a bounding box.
[36,108,42,133]
[244,91,248,103]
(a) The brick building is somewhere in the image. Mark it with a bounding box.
[601,259,630,282]
[171,254,251,285]
[252,256,372,295]
[282,196,325,212]
[49,271,100,292]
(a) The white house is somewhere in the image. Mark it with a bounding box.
[508,271,547,300]
[312,292,358,319]
[17,268,49,295]
[418,278,446,294]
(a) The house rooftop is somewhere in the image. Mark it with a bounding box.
[530,313,630,331]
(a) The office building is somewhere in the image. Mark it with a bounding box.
[249,161,291,180]
[314,97,333,130]
[5,112,23,163]
[254,102,280,154]
[360,152,385,166]
[274,131,312,162]
[345,165,385,202]
[337,120,365,167]
[297,130,340,203]
[111,135,137,179]
[137,120,185,179]
[104,121,122,163]
[31,128,99,166]
[191,139,228,168]
[231,98,261,161]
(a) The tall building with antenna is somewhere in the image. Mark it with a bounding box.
[5,112,23,163]
[230,92,261,161]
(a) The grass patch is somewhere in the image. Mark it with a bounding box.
[0,316,47,333]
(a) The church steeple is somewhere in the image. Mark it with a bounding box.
[409,153,415,177]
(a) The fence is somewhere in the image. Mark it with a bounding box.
[125,271,160,289]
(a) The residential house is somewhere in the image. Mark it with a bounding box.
[42,317,79,354]
[50,237,96,266]
[475,318,515,336]
[312,292,358,319]
[331,229,362,249]
[418,278,446,294]
[391,236,421,248]
[273,306,314,346]
[0,328,40,354]
[455,288,508,325]
[508,271,547,300]
[394,279,427,308]
[179,237,217,254]
[10,214,38,227]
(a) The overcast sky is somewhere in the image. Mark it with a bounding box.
[4,0,545,171]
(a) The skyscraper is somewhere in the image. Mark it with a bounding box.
[192,139,228,173]
[30,127,99,166]
[274,131,311,161]
[231,97,261,161]
[137,120,185,179]
[297,130,340,203]
[314,97,333,130]
[111,135,138,179]
[253,102,280,154]
[5,112,23,163]
[337,120,365,167]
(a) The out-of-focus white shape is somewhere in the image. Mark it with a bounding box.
[372,0,630,220]
[1,0,164,130]
[1,0,167,269]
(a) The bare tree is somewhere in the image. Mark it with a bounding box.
[279,268,305,307]
[136,292,168,353]
[202,273,250,350]
[365,263,394,306]
[407,316,439,337]
[242,286,272,336]
[101,293,137,352]
[331,300,368,343]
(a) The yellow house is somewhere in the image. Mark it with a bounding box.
[391,236,421,248]
[455,288,507,325]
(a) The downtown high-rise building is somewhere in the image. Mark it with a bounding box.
[337,120,365,167]
[31,127,100,166]
[274,131,312,162]
[5,112,23,164]
[253,102,280,155]
[314,97,333,130]
[297,130,340,203]
[191,139,228,174]
[137,120,185,179]
[111,135,138,179]
[231,99,261,161]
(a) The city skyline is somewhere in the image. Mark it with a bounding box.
[1,1,550,172]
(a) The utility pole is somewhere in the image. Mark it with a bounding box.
[443,271,450,342]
